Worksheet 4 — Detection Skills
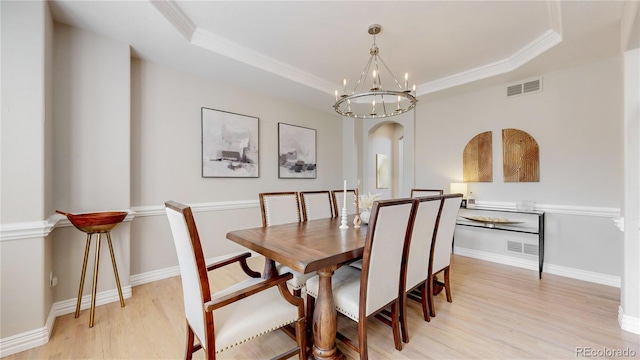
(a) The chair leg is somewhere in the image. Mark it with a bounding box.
[391,300,402,351]
[295,317,307,359]
[185,321,195,360]
[427,274,436,317]
[444,267,452,303]
[358,316,368,360]
[399,292,409,343]
[305,294,315,338]
[294,288,302,297]
[420,282,430,322]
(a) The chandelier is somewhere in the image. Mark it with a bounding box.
[334,24,417,119]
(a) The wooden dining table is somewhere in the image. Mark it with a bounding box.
[226,215,366,360]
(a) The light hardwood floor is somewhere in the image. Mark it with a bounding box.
[5,255,639,359]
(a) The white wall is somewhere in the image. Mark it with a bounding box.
[621,46,640,332]
[414,57,624,278]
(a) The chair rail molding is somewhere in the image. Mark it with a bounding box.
[0,200,260,242]
[0,200,612,242]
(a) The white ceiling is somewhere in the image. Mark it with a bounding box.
[48,0,628,115]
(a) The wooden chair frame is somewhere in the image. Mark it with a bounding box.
[410,188,444,198]
[307,198,417,360]
[427,193,463,317]
[259,192,301,227]
[258,192,308,297]
[299,190,335,221]
[400,195,443,343]
[165,201,306,360]
[330,189,357,217]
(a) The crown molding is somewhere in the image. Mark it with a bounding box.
[418,27,562,96]
[149,0,195,41]
[620,0,640,51]
[547,0,563,36]
[189,27,336,94]
[154,1,565,99]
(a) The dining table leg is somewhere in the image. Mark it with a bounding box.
[311,265,345,360]
[263,258,278,279]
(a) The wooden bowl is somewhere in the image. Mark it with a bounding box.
[56,210,128,233]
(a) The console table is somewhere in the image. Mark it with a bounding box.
[455,207,545,279]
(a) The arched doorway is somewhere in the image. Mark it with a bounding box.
[358,111,415,199]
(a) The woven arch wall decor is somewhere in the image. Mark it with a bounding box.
[463,131,493,182]
[502,128,539,182]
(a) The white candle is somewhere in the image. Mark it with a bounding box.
[343,180,347,208]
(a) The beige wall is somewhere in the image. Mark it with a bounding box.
[128,58,343,277]
[0,0,53,339]
[412,57,624,277]
[51,22,131,303]
[2,1,638,349]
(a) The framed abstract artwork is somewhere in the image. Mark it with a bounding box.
[201,107,259,178]
[278,123,316,179]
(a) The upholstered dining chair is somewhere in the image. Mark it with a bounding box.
[259,192,313,296]
[428,193,463,317]
[164,201,306,360]
[299,190,334,221]
[410,189,444,198]
[306,198,418,360]
[330,189,357,216]
[400,195,443,343]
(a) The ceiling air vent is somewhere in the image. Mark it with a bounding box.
[506,77,543,98]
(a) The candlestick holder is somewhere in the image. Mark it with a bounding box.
[353,189,361,228]
[353,214,361,228]
[340,206,349,229]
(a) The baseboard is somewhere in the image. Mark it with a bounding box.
[0,307,56,358]
[619,306,640,334]
[53,285,133,317]
[130,265,180,287]
[128,251,261,287]
[454,246,621,287]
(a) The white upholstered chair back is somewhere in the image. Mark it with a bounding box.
[431,194,463,273]
[411,189,444,198]
[165,202,210,350]
[331,190,357,216]
[259,192,301,227]
[300,191,334,221]
[405,196,442,291]
[362,199,417,316]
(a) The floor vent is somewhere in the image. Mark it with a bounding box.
[506,77,542,98]
[507,240,523,253]
[507,240,538,256]
[523,243,539,256]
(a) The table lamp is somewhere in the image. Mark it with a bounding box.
[450,182,468,207]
